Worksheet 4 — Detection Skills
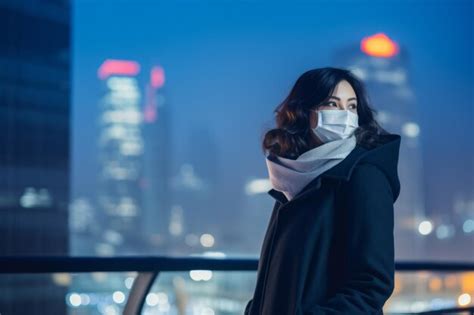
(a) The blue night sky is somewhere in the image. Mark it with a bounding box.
[71,0,473,232]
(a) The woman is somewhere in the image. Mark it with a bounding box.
[244,67,401,315]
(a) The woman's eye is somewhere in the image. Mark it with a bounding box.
[350,104,357,109]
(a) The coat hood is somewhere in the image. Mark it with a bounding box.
[355,133,401,202]
[268,133,402,204]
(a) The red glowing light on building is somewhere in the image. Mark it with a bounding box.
[360,33,399,58]
[98,59,141,79]
[150,66,165,89]
[144,66,165,123]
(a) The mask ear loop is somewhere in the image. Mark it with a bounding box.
[311,109,321,129]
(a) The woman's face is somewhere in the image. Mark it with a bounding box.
[310,80,358,129]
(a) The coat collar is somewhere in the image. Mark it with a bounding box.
[267,133,401,205]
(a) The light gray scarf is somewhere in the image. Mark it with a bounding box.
[265,134,357,201]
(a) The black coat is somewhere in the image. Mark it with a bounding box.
[245,133,401,315]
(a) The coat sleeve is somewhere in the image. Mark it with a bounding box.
[304,164,396,315]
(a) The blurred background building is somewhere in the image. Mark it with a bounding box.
[331,34,427,259]
[0,0,71,313]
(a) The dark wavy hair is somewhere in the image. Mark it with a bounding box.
[261,67,390,159]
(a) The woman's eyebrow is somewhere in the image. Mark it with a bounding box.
[329,96,357,101]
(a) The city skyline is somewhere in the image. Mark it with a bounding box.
[72,1,473,258]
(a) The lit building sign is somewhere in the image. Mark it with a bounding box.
[98,59,141,80]
[360,33,399,58]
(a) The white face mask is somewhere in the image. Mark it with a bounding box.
[312,109,359,143]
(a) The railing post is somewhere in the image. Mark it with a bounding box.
[123,272,158,315]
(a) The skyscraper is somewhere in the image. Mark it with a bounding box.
[0,1,71,313]
[94,60,172,255]
[331,33,426,259]
[142,66,173,252]
[96,59,145,254]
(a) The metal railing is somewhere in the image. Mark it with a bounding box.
[416,306,474,315]
[0,256,473,315]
